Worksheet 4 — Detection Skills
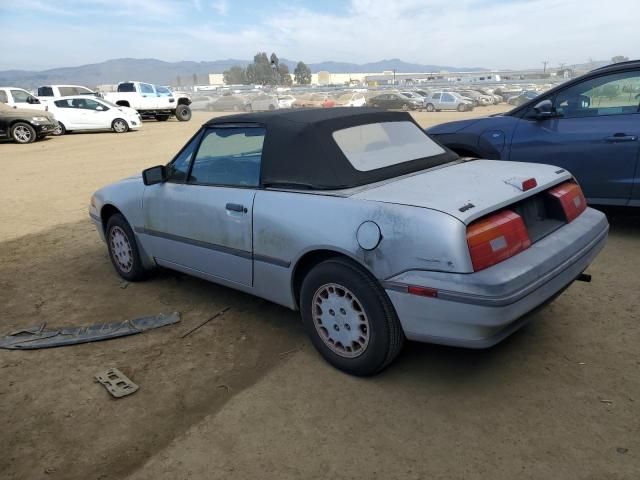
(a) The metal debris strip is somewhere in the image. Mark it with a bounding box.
[95,368,139,398]
[0,312,181,350]
[180,307,230,338]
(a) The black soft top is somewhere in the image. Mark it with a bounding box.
[204,107,457,190]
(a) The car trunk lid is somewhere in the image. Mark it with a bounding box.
[351,159,573,224]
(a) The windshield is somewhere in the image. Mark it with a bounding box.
[333,121,446,171]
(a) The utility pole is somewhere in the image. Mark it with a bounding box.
[542,60,549,73]
[393,69,396,86]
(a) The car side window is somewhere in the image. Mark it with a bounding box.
[0,91,7,103]
[11,90,30,103]
[442,93,455,102]
[38,87,54,96]
[54,99,72,108]
[188,127,265,187]
[81,99,107,111]
[140,83,155,95]
[165,131,203,183]
[59,87,75,96]
[553,71,640,118]
[432,92,441,100]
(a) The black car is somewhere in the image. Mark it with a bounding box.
[0,102,58,144]
[368,92,423,111]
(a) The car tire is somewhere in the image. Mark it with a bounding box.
[175,105,192,121]
[156,115,170,121]
[425,103,435,112]
[52,122,66,136]
[11,122,36,144]
[457,104,466,112]
[105,213,147,282]
[112,118,129,133]
[300,257,404,376]
[268,104,276,111]
[401,103,409,111]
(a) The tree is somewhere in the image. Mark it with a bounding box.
[277,64,292,86]
[223,65,248,85]
[294,61,312,85]
[245,52,275,85]
[611,55,629,64]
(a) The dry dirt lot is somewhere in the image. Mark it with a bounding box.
[0,106,638,480]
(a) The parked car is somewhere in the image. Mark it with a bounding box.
[207,95,250,112]
[248,94,279,111]
[37,85,99,98]
[367,92,422,110]
[507,90,540,106]
[0,87,47,111]
[90,108,608,375]
[458,89,494,106]
[46,96,141,135]
[292,93,328,108]
[278,95,296,109]
[423,91,474,112]
[0,101,57,144]
[190,95,215,111]
[427,60,640,206]
[103,81,191,121]
[334,92,367,107]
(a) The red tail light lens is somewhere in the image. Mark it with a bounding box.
[467,210,531,271]
[548,181,587,222]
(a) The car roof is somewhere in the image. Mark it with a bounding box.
[592,59,640,72]
[203,107,457,190]
[50,95,104,100]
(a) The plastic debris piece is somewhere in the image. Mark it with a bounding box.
[0,312,180,350]
[95,368,139,398]
[180,307,229,338]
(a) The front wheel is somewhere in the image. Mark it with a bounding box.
[175,105,191,121]
[300,258,404,376]
[457,104,467,112]
[105,213,147,281]
[401,103,409,111]
[52,122,66,136]
[425,103,435,112]
[11,122,36,144]
[112,118,129,133]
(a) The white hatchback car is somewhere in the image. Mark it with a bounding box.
[46,96,141,135]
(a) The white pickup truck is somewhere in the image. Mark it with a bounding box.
[103,81,192,121]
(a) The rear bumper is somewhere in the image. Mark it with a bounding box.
[384,207,608,348]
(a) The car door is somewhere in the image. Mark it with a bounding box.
[139,83,158,109]
[78,98,112,128]
[431,92,442,108]
[53,99,85,128]
[440,92,457,110]
[509,69,640,205]
[10,89,44,111]
[142,125,264,286]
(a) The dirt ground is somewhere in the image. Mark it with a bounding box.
[0,106,638,480]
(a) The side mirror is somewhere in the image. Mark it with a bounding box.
[142,165,167,186]
[532,99,556,119]
[95,106,104,111]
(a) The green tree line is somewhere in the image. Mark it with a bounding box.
[223,52,312,86]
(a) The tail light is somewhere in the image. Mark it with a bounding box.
[467,210,531,271]
[547,181,587,222]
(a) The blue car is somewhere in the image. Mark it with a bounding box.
[428,60,640,207]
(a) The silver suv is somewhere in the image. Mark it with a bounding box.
[423,91,474,112]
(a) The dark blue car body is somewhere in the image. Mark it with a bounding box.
[428,61,640,207]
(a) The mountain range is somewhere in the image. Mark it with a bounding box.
[0,58,487,88]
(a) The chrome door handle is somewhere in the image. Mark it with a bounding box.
[605,134,638,142]
[226,203,247,213]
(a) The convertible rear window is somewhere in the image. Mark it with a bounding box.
[332,121,445,171]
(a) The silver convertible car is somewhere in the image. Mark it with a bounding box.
[90,108,608,375]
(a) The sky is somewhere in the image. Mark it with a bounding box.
[0,0,637,71]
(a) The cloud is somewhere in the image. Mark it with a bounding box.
[0,0,638,70]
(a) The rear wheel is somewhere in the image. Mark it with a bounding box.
[175,105,191,121]
[425,103,435,112]
[300,258,404,376]
[401,103,409,111]
[11,122,36,144]
[112,118,129,133]
[105,213,147,281]
[52,122,66,136]
[457,103,467,112]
